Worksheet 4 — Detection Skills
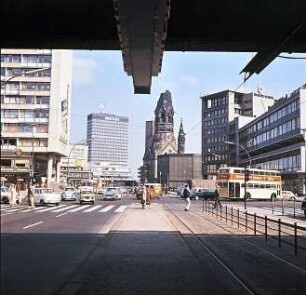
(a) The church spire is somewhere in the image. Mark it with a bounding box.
[178,118,185,154]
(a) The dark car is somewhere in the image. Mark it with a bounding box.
[195,188,217,200]
[301,197,306,218]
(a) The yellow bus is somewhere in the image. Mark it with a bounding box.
[145,183,162,198]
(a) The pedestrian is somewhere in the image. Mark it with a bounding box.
[213,184,222,208]
[183,184,191,211]
[147,185,153,206]
[141,185,147,209]
[27,185,35,209]
[9,184,18,207]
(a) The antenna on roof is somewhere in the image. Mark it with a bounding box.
[257,85,266,95]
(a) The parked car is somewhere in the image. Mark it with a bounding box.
[195,188,217,200]
[61,186,78,201]
[103,187,122,201]
[281,190,295,200]
[33,188,61,206]
[1,186,10,204]
[78,187,95,205]
[301,197,306,218]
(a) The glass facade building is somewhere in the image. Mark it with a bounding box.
[231,85,306,194]
[87,113,129,167]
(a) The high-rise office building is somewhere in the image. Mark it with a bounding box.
[87,112,129,167]
[201,90,276,178]
[1,49,73,186]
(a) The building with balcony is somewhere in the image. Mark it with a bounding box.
[201,89,276,178]
[1,49,73,187]
[229,84,306,194]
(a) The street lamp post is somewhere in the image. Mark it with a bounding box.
[225,140,252,210]
[31,125,36,184]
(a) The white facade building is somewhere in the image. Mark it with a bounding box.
[1,49,73,187]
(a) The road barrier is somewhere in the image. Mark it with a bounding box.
[203,201,306,255]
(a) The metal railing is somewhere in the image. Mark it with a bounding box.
[203,201,306,255]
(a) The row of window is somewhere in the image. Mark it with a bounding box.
[2,124,48,133]
[1,67,51,77]
[246,118,300,147]
[1,109,49,119]
[2,82,51,91]
[244,100,298,134]
[206,96,227,108]
[1,54,52,64]
[1,95,49,105]
[254,154,301,172]
[205,136,227,144]
[204,117,227,126]
[205,108,227,117]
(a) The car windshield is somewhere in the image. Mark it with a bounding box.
[41,189,53,194]
[107,188,117,192]
[65,188,75,191]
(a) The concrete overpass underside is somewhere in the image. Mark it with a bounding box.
[2,0,306,94]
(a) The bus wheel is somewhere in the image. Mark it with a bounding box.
[271,193,276,201]
[245,193,251,200]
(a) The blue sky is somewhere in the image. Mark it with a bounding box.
[71,50,305,177]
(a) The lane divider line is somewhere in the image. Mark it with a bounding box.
[55,212,69,218]
[23,221,44,229]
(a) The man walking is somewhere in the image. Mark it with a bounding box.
[213,184,222,208]
[183,184,191,211]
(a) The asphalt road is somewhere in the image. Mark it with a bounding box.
[1,194,306,295]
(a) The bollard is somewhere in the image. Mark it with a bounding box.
[278,219,281,248]
[293,200,296,218]
[272,198,274,215]
[294,222,297,255]
[231,207,233,225]
[225,206,228,223]
[265,216,268,242]
[281,198,284,216]
[237,209,240,229]
[254,213,257,236]
[245,211,248,232]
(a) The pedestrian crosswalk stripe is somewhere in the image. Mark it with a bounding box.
[99,205,115,212]
[1,208,20,213]
[83,205,103,212]
[114,205,127,213]
[67,205,90,212]
[22,206,46,212]
[36,205,66,213]
[52,205,78,213]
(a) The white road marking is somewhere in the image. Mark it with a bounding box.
[36,205,66,213]
[1,208,21,213]
[55,212,69,218]
[22,207,42,212]
[83,205,103,212]
[1,212,13,216]
[67,205,90,212]
[99,205,115,212]
[23,221,44,229]
[52,205,78,213]
[114,205,127,213]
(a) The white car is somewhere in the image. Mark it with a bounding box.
[282,190,295,200]
[78,187,95,205]
[1,186,10,204]
[103,187,122,201]
[61,186,78,201]
[33,188,61,206]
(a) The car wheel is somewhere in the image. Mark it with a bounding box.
[304,210,306,218]
[56,202,59,206]
[91,201,94,205]
[2,197,9,204]
[245,193,251,200]
[80,201,82,205]
[40,200,44,206]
